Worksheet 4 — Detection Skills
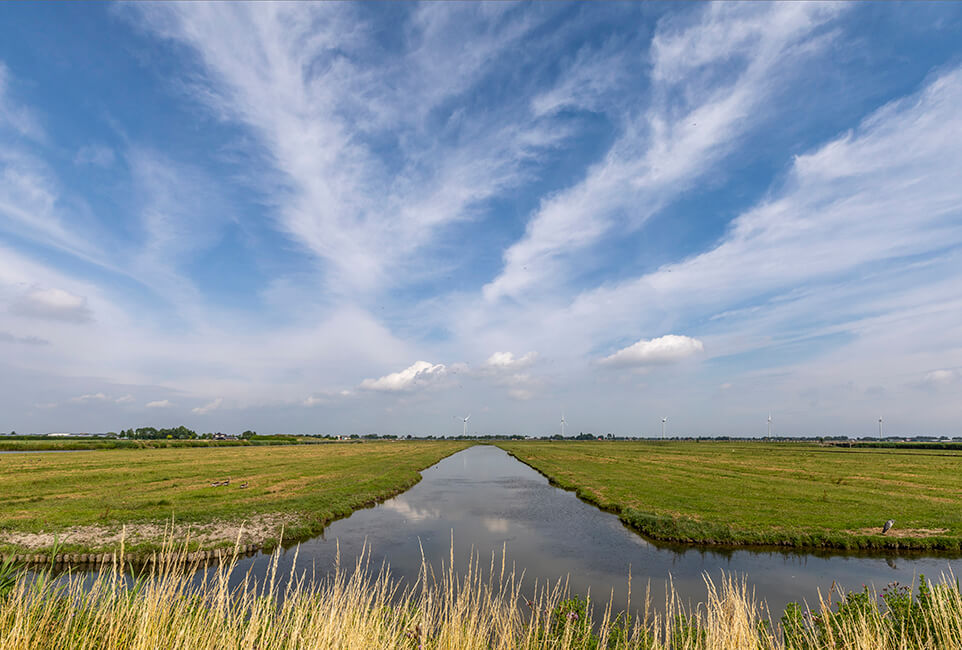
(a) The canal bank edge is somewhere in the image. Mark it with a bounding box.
[495,446,962,553]
[0,443,472,564]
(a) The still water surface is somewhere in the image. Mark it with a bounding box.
[225,445,962,615]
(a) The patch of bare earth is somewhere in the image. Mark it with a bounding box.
[0,512,300,551]
[850,527,949,538]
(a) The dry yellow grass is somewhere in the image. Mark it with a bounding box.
[2,535,961,649]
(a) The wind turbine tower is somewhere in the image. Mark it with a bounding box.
[661,417,668,439]
[561,413,566,437]
[461,414,471,437]
[878,417,883,441]
[768,412,773,437]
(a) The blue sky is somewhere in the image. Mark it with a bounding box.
[2,3,961,436]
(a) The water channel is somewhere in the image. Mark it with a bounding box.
[216,445,962,616]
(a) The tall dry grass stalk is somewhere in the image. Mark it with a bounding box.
[1,534,960,649]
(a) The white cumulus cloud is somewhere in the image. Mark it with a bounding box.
[920,369,959,388]
[478,352,541,399]
[483,351,537,369]
[145,399,171,408]
[600,334,704,367]
[359,361,448,392]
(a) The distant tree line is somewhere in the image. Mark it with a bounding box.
[6,429,960,442]
[118,427,257,440]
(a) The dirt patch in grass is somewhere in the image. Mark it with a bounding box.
[0,512,300,552]
[850,527,949,538]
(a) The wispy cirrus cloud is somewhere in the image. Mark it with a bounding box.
[525,64,962,423]
[73,144,115,168]
[69,392,108,403]
[129,3,571,295]
[0,62,44,140]
[191,397,223,415]
[484,3,844,302]
[2,5,961,437]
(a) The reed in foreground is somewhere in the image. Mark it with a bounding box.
[1,539,961,649]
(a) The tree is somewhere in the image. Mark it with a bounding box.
[129,425,197,440]
[240,430,256,440]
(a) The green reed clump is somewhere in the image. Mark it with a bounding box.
[781,575,962,650]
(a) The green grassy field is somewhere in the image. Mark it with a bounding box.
[497,441,962,551]
[0,438,315,452]
[0,441,468,554]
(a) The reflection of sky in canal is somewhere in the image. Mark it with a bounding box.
[224,445,962,616]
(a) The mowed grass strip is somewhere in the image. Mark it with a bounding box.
[497,441,962,550]
[0,441,469,554]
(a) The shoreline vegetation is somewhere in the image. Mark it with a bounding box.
[2,540,961,649]
[0,441,469,558]
[497,441,962,552]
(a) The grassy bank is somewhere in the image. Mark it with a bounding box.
[2,543,960,649]
[0,441,469,555]
[497,441,962,551]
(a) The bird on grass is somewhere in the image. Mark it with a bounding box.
[239,481,249,489]
[882,519,895,534]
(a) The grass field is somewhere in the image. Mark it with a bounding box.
[497,441,962,551]
[0,438,315,452]
[0,441,468,555]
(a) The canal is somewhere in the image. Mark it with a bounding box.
[223,444,962,615]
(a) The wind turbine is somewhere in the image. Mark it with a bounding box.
[661,417,668,439]
[767,412,773,437]
[561,412,566,437]
[461,414,471,437]
[878,417,883,441]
